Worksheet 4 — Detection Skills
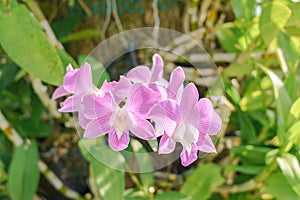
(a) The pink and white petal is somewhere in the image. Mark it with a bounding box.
[196,134,216,153]
[78,112,90,129]
[150,54,164,82]
[129,113,156,140]
[167,67,185,99]
[180,83,199,122]
[180,146,198,167]
[148,103,177,137]
[113,76,131,103]
[108,130,130,151]
[126,66,151,83]
[74,63,95,93]
[63,65,79,93]
[52,86,69,100]
[100,80,117,93]
[83,93,115,119]
[127,85,161,118]
[83,114,112,138]
[59,95,82,112]
[158,134,176,154]
[198,98,222,135]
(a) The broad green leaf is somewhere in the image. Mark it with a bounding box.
[258,64,292,141]
[288,97,300,126]
[277,32,300,72]
[231,145,273,165]
[237,109,257,144]
[78,55,110,87]
[0,3,64,86]
[154,192,192,200]
[180,163,225,200]
[265,171,298,200]
[59,29,101,43]
[130,140,154,190]
[277,153,300,196]
[284,2,300,36]
[0,63,18,89]
[231,0,256,20]
[240,90,272,111]
[79,138,125,200]
[225,165,263,175]
[288,121,300,147]
[223,63,253,78]
[260,1,291,45]
[8,140,40,200]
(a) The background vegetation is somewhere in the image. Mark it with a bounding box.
[0,0,300,199]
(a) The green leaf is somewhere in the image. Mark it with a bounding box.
[223,63,254,78]
[260,1,291,45]
[288,97,300,124]
[8,140,40,200]
[258,64,292,141]
[130,140,154,189]
[79,138,125,200]
[283,0,300,35]
[231,145,273,165]
[59,29,101,43]
[265,171,299,200]
[0,3,64,85]
[286,123,300,148]
[237,109,257,144]
[154,192,192,200]
[78,55,110,87]
[231,0,256,20]
[90,149,125,200]
[180,163,225,200]
[0,63,19,89]
[277,31,300,72]
[277,153,300,196]
[56,48,78,69]
[240,90,272,111]
[225,165,263,175]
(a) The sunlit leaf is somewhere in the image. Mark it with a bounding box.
[180,163,225,200]
[277,153,300,196]
[231,0,256,20]
[260,1,291,44]
[0,3,64,85]
[265,171,299,199]
[8,140,40,200]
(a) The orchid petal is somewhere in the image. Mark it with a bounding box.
[150,54,164,82]
[167,67,185,99]
[129,113,156,140]
[180,146,198,167]
[52,86,69,100]
[83,114,112,138]
[196,134,217,153]
[180,83,199,124]
[127,85,161,118]
[74,63,94,93]
[127,66,151,83]
[198,98,222,135]
[78,112,90,129]
[113,76,131,103]
[108,130,130,151]
[59,95,82,112]
[83,93,116,119]
[149,101,179,137]
[158,134,176,154]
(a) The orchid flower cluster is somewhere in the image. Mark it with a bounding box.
[52,54,222,166]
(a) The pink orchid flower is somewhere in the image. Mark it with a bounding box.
[82,85,161,151]
[149,83,221,166]
[127,54,168,86]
